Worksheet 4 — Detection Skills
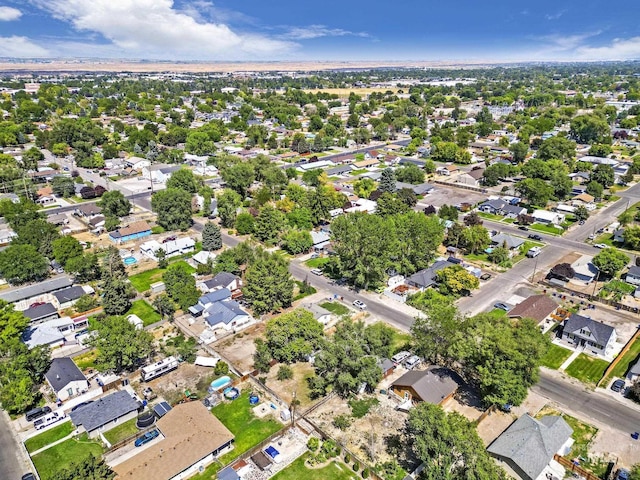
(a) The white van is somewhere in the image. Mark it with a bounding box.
[391,351,411,364]
[403,355,421,370]
[34,411,65,430]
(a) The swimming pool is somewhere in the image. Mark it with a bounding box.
[209,375,231,391]
[124,257,137,265]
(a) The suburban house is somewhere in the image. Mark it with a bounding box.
[23,316,88,349]
[626,266,640,286]
[614,228,626,244]
[395,181,434,196]
[377,358,396,378]
[189,289,232,316]
[192,250,217,267]
[198,272,242,298]
[436,164,459,176]
[74,203,102,218]
[353,158,379,169]
[507,295,559,326]
[344,198,377,214]
[487,414,573,480]
[490,233,525,251]
[202,300,250,332]
[144,165,181,184]
[109,221,152,244]
[0,227,17,246]
[572,193,596,208]
[125,156,150,170]
[455,168,485,186]
[570,255,599,283]
[561,313,617,357]
[310,230,331,251]
[140,237,196,260]
[0,276,73,310]
[303,303,333,325]
[390,367,460,405]
[22,302,59,323]
[627,359,640,382]
[69,390,140,438]
[532,210,565,225]
[477,199,526,218]
[52,285,93,310]
[406,260,455,290]
[44,358,89,402]
[326,165,354,176]
[113,402,234,480]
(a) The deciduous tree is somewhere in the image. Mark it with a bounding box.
[88,315,153,373]
[243,250,294,315]
[151,188,193,231]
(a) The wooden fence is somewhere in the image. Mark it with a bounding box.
[597,328,640,387]
[554,454,604,480]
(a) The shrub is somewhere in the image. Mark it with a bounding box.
[214,361,229,376]
[321,439,339,458]
[333,414,352,431]
[344,453,351,464]
[362,469,370,478]
[307,437,320,452]
[276,365,294,381]
[353,463,360,472]
[348,397,379,418]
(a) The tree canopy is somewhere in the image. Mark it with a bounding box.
[88,315,153,373]
[263,308,324,363]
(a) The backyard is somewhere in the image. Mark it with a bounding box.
[565,353,610,385]
[271,453,358,480]
[31,434,104,480]
[103,417,141,445]
[73,349,99,371]
[126,299,161,326]
[211,390,283,464]
[25,421,74,453]
[129,260,196,292]
[540,344,573,370]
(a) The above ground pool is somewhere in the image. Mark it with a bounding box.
[223,387,240,400]
[249,394,259,405]
[124,257,137,265]
[209,375,232,392]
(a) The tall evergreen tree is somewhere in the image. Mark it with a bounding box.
[379,167,397,193]
[202,221,222,251]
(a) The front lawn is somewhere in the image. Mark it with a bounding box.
[103,417,140,445]
[305,257,330,269]
[272,453,358,480]
[126,300,161,326]
[128,260,196,292]
[565,353,610,385]
[512,240,545,263]
[485,309,508,320]
[593,233,618,248]
[25,421,74,453]
[530,223,563,236]
[32,434,104,480]
[320,301,350,316]
[540,344,573,370]
[607,338,640,381]
[349,168,369,176]
[293,281,317,301]
[212,390,282,464]
[478,212,504,221]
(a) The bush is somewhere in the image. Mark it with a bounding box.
[276,365,294,381]
[353,463,360,472]
[333,414,352,431]
[348,397,379,418]
[214,361,229,376]
[362,469,369,478]
[321,439,339,458]
[344,453,351,464]
[307,437,320,452]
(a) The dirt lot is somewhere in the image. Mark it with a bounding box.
[213,322,265,374]
[136,362,220,405]
[307,393,407,465]
[264,362,316,408]
[416,185,487,209]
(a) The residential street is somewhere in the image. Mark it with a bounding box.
[0,410,30,479]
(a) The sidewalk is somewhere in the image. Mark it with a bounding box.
[28,431,75,456]
[558,349,581,371]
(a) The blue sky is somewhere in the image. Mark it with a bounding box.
[0,0,639,61]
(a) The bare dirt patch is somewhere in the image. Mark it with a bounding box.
[213,322,265,374]
[264,362,316,408]
[134,362,217,405]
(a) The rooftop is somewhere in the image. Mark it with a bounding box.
[391,366,460,404]
[69,390,139,432]
[44,358,86,393]
[508,295,558,323]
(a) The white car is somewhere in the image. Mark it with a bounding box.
[391,351,411,364]
[403,355,421,370]
[526,246,542,258]
[594,243,608,249]
[34,411,65,430]
[310,268,323,276]
[352,300,367,310]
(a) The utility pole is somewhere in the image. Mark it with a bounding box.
[591,269,600,298]
[530,257,539,283]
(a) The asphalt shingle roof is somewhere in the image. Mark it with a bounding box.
[22,302,58,321]
[204,300,246,326]
[53,286,86,304]
[406,260,454,288]
[563,313,615,347]
[391,367,460,404]
[44,358,86,393]
[69,390,139,432]
[204,272,239,290]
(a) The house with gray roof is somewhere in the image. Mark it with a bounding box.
[406,260,455,290]
[200,272,242,295]
[310,230,331,250]
[202,300,250,332]
[69,390,140,438]
[189,288,232,316]
[491,233,525,251]
[561,313,617,357]
[45,358,89,402]
[390,367,461,405]
[0,276,73,307]
[488,414,573,480]
[303,303,333,325]
[52,285,89,310]
[23,302,59,323]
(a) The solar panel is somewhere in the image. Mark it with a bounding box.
[153,401,172,418]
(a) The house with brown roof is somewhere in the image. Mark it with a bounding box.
[436,164,459,176]
[108,221,152,244]
[508,294,559,326]
[353,158,379,169]
[390,366,461,405]
[113,401,234,480]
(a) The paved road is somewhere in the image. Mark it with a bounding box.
[0,410,30,479]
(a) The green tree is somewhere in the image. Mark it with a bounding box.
[624,226,640,250]
[280,229,313,255]
[405,403,506,480]
[301,169,325,187]
[98,190,131,218]
[185,131,214,155]
[379,168,396,193]
[515,178,554,206]
[153,294,176,321]
[395,164,425,184]
[593,248,630,278]
[287,207,313,230]
[550,172,573,200]
[235,212,256,235]
[20,147,44,171]
[163,263,200,310]
[376,193,411,217]
[101,275,133,315]
[253,205,286,245]
[166,168,200,193]
[436,265,480,296]
[155,249,168,269]
[51,176,75,197]
[221,162,255,197]
[0,300,29,356]
[58,455,115,480]
[570,114,611,144]
[591,164,615,187]
[392,212,445,275]
[52,236,83,268]
[537,136,576,162]
[14,218,60,257]
[461,225,490,254]
[488,245,510,265]
[243,250,294,315]
[0,244,49,285]
[438,204,459,221]
[353,177,377,199]
[217,189,242,228]
[253,338,272,373]
[482,163,515,187]
[264,309,324,363]
[151,188,192,231]
[66,253,101,282]
[202,221,222,251]
[586,180,604,199]
[88,315,153,373]
[574,205,590,222]
[509,141,528,163]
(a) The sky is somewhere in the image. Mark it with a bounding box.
[0,0,639,62]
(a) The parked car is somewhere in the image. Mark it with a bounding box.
[310,268,323,276]
[25,406,51,422]
[22,474,36,480]
[352,300,367,310]
[526,246,542,258]
[616,468,630,480]
[528,234,542,241]
[162,235,177,243]
[71,401,93,412]
[391,351,411,364]
[611,379,626,393]
[594,243,608,249]
[135,429,160,447]
[480,273,492,281]
[34,411,64,430]
[518,225,529,231]
[494,302,511,312]
[403,355,421,370]
[310,252,319,259]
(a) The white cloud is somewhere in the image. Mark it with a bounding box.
[545,9,567,20]
[538,31,602,50]
[29,0,296,59]
[0,6,22,21]
[283,25,370,40]
[575,37,640,61]
[0,36,48,56]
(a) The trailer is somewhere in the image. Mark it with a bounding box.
[141,356,179,382]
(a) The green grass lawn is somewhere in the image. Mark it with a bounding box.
[305,257,331,269]
[540,344,573,370]
[103,417,140,445]
[188,461,221,480]
[512,240,545,263]
[320,301,350,316]
[349,168,369,176]
[293,281,317,301]
[391,329,413,353]
[272,453,358,480]
[565,353,610,385]
[606,338,640,381]
[126,299,161,326]
[530,223,563,235]
[73,349,99,370]
[31,434,104,480]
[25,421,74,453]
[593,233,620,249]
[478,212,504,221]
[485,309,508,320]
[212,391,282,464]
[128,260,195,292]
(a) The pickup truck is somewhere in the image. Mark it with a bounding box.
[526,246,542,258]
